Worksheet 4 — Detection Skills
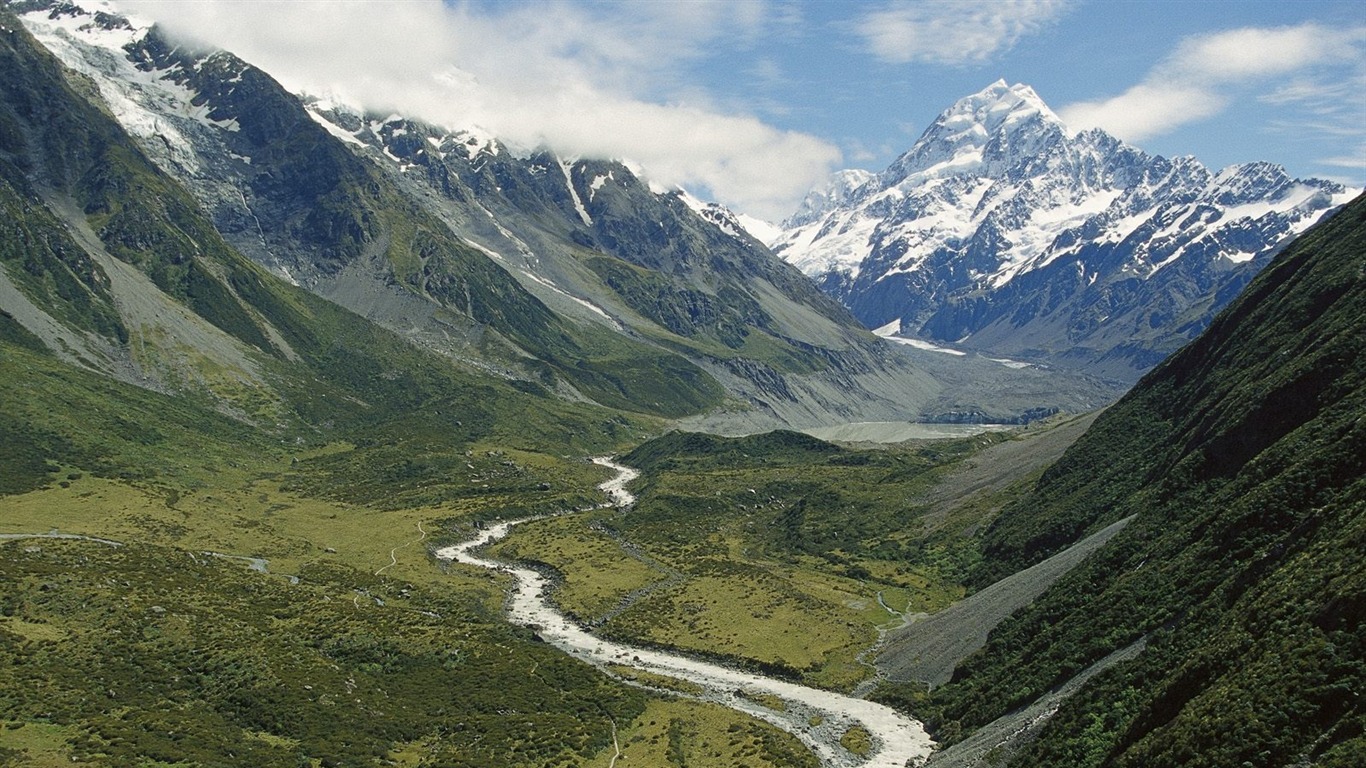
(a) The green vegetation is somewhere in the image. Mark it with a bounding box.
[12,2,1360,764]
[0,9,724,424]
[0,342,266,495]
[736,690,788,713]
[908,195,1366,764]
[497,427,1021,690]
[0,330,821,765]
[596,699,819,768]
[604,667,705,697]
[840,725,873,758]
[583,254,831,375]
[0,538,646,767]
[0,180,127,345]
[0,15,806,763]
[585,255,771,350]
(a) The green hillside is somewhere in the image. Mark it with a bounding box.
[0,8,828,764]
[898,193,1366,765]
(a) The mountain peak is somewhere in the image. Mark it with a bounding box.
[775,80,1359,383]
[879,81,1064,187]
[783,169,875,229]
[945,80,1058,131]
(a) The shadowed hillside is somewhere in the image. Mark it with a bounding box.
[889,192,1365,766]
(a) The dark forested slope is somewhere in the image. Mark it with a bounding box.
[906,192,1365,766]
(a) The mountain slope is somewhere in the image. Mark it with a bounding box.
[775,80,1358,382]
[888,190,1366,766]
[0,13,695,762]
[1,1,666,480]
[15,2,1122,430]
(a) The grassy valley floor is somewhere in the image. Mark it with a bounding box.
[490,417,1094,692]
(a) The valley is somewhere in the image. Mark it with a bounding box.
[0,349,1077,768]
[2,1,1363,766]
[440,458,935,767]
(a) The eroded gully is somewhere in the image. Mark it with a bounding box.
[434,457,935,768]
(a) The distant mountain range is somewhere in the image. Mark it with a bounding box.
[771,80,1358,382]
[4,3,1118,432]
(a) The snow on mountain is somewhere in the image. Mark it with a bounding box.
[19,2,212,174]
[732,212,783,246]
[675,191,783,245]
[302,96,505,171]
[783,169,875,229]
[28,0,1102,432]
[773,79,1359,381]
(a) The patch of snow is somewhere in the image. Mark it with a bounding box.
[982,189,1126,288]
[22,7,205,173]
[520,270,621,329]
[423,135,447,160]
[676,189,708,215]
[676,191,758,241]
[465,236,620,329]
[451,124,500,157]
[273,266,300,287]
[588,172,612,199]
[781,211,880,279]
[1102,210,1154,244]
[559,161,593,226]
[881,334,968,356]
[734,213,783,246]
[872,319,903,337]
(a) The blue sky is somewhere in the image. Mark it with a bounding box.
[128,0,1365,219]
[703,1,1366,186]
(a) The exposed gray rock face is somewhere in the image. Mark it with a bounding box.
[17,6,1123,428]
[774,80,1358,382]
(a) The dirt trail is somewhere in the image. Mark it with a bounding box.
[376,521,428,576]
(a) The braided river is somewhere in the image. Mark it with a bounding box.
[435,458,934,768]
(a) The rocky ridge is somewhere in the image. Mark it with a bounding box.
[773,80,1358,381]
[12,3,1120,428]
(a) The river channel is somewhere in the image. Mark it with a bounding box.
[434,457,934,768]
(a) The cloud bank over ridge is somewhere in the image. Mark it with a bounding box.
[1059,23,1366,169]
[125,0,840,221]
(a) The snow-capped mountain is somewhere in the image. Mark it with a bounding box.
[784,169,876,229]
[8,3,1122,429]
[676,192,784,246]
[773,80,1359,381]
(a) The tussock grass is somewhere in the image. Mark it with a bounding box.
[490,513,665,621]
[588,698,818,768]
[494,428,1026,690]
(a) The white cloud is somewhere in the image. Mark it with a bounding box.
[1169,25,1342,81]
[1061,24,1366,143]
[119,0,838,220]
[854,0,1072,65]
[1059,85,1226,143]
[1318,145,1366,170]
